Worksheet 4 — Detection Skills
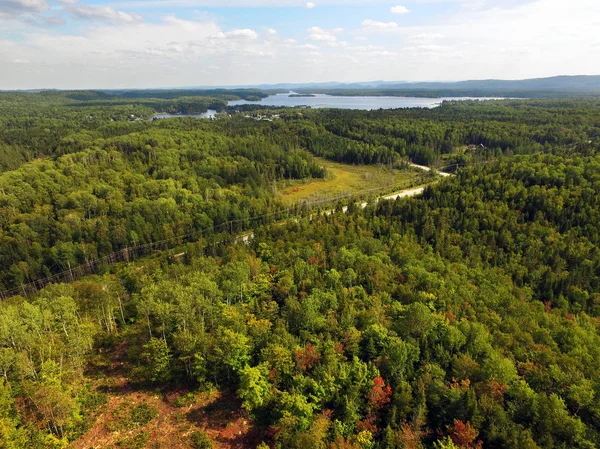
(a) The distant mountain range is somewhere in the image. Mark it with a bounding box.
[178,75,600,99]
[5,75,600,99]
[383,75,600,91]
[252,75,600,92]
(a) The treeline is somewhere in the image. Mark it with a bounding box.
[0,90,270,171]
[284,101,600,166]
[2,94,600,293]
[70,97,229,114]
[225,99,600,167]
[0,94,155,171]
[376,153,600,314]
[2,151,600,448]
[0,120,325,291]
[104,88,270,101]
[4,94,600,174]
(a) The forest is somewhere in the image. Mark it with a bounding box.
[1,91,600,449]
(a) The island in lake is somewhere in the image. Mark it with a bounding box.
[289,93,316,97]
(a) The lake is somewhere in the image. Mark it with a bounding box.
[152,93,502,119]
[228,93,501,110]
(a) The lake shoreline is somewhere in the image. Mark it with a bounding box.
[227,92,502,110]
[152,92,505,119]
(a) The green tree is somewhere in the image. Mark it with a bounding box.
[238,363,272,412]
[140,338,172,383]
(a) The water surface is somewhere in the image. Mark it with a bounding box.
[153,93,503,119]
[228,93,501,110]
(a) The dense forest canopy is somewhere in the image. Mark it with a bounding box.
[1,91,600,448]
[100,88,273,101]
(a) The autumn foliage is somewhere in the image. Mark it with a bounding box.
[295,344,321,372]
[367,376,392,411]
[447,420,483,449]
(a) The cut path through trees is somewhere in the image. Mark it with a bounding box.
[2,162,452,298]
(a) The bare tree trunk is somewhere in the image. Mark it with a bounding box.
[146,314,152,339]
[117,296,125,326]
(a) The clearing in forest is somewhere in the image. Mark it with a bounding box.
[278,158,424,204]
[73,339,263,449]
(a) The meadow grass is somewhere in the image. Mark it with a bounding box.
[278,158,424,204]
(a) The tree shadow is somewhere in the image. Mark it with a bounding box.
[186,393,266,448]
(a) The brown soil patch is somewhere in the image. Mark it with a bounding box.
[73,339,265,449]
[73,389,263,449]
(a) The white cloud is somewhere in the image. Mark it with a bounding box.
[1,0,600,88]
[296,43,319,49]
[407,32,445,43]
[348,44,385,53]
[307,26,337,42]
[22,11,65,26]
[107,0,527,8]
[0,0,47,16]
[326,40,348,48]
[305,1,316,8]
[391,5,410,14]
[209,28,258,40]
[373,50,397,56]
[67,5,142,23]
[361,19,398,31]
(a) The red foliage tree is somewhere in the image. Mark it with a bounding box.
[356,414,378,433]
[398,422,422,449]
[367,376,392,411]
[480,380,508,403]
[329,436,361,449]
[295,344,321,371]
[447,420,483,449]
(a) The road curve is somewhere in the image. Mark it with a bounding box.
[408,162,453,177]
[382,186,426,200]
[242,163,452,242]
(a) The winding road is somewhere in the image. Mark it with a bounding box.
[2,162,452,296]
[246,163,452,240]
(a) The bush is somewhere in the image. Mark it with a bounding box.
[190,430,213,449]
[130,403,159,426]
[106,403,158,431]
[116,431,149,449]
[173,392,196,408]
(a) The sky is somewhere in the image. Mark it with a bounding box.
[0,0,599,89]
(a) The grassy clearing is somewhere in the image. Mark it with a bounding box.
[278,158,426,204]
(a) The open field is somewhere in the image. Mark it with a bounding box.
[278,158,426,204]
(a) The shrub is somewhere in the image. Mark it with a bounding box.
[190,430,213,449]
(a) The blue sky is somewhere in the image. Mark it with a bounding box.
[1,0,599,89]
